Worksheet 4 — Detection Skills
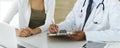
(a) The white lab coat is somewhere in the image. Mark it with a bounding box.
[58,0,120,42]
[3,0,55,32]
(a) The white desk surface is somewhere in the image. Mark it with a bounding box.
[17,32,120,48]
[17,32,85,48]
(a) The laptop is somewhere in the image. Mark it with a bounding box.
[82,41,106,48]
[0,22,17,48]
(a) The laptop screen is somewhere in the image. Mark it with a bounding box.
[0,22,17,48]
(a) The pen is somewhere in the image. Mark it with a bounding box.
[50,19,57,33]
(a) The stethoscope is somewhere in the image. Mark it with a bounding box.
[81,0,105,31]
[81,0,105,12]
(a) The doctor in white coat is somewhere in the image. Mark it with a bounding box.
[49,0,120,42]
[3,0,55,37]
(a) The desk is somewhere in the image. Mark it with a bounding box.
[17,32,85,48]
[17,32,120,48]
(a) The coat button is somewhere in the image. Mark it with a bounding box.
[94,22,98,24]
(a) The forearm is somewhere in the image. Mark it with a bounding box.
[31,27,41,35]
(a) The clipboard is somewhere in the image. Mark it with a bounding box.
[47,30,72,36]
[47,30,75,41]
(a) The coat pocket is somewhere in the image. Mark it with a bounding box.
[93,10,104,24]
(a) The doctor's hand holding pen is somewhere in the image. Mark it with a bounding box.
[16,27,41,37]
[49,24,86,41]
[49,24,58,34]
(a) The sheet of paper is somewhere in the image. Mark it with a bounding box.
[48,30,72,36]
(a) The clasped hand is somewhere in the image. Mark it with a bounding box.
[16,27,41,37]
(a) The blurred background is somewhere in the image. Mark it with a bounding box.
[55,0,76,23]
[0,0,76,26]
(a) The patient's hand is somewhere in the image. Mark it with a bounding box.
[16,28,32,37]
[16,27,41,37]
[25,27,41,35]
[49,24,58,34]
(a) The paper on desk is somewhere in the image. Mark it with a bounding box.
[47,32,72,36]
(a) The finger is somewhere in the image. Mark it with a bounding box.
[49,25,58,33]
[25,27,32,35]
[17,28,26,37]
[21,28,29,34]
[18,32,25,37]
[54,25,58,32]
[53,25,59,33]
[20,30,27,37]
[49,24,54,32]
[52,28,58,33]
[49,26,55,32]
[25,27,32,31]
[19,29,29,37]
[24,29,32,36]
[50,26,54,31]
[16,28,28,37]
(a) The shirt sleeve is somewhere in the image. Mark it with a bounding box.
[2,0,18,24]
[57,0,81,32]
[39,0,55,32]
